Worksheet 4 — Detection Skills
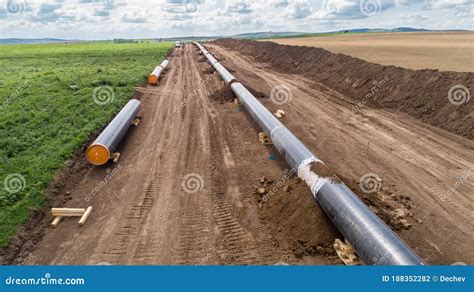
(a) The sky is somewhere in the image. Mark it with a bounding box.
[0,0,472,39]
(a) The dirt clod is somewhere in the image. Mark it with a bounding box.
[209,81,268,104]
[256,188,267,195]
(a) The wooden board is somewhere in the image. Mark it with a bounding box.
[50,206,93,227]
[79,206,93,225]
[258,132,272,145]
[334,239,363,266]
[51,216,63,227]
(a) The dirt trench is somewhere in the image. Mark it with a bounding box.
[3,42,473,266]
[212,38,473,139]
[205,42,473,265]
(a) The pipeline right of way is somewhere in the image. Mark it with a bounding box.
[194,42,425,266]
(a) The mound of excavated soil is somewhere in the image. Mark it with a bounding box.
[255,175,341,263]
[255,172,419,263]
[209,81,267,103]
[212,39,473,139]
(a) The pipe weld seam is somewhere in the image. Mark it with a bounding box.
[270,126,284,138]
[297,157,327,198]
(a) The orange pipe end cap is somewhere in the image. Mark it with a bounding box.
[148,75,158,85]
[86,144,110,166]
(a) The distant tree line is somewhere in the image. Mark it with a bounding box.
[113,38,145,44]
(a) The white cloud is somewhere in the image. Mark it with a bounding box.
[272,0,290,8]
[404,13,428,21]
[314,0,399,20]
[285,0,312,19]
[423,0,473,9]
[226,1,253,14]
[121,8,151,23]
[94,9,110,16]
[0,0,472,39]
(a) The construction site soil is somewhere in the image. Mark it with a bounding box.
[2,41,473,266]
[213,39,473,139]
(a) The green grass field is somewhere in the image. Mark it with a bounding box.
[0,41,172,247]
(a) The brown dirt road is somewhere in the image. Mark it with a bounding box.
[4,43,473,266]
[10,44,332,265]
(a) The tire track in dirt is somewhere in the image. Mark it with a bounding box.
[102,177,159,259]
[207,43,474,264]
[12,41,470,266]
[207,117,277,265]
[173,46,217,265]
[97,47,193,265]
[174,45,281,265]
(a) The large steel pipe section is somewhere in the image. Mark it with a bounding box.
[196,42,425,265]
[231,83,424,265]
[230,83,312,169]
[195,42,235,84]
[213,63,235,84]
[86,99,141,166]
[148,59,170,85]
